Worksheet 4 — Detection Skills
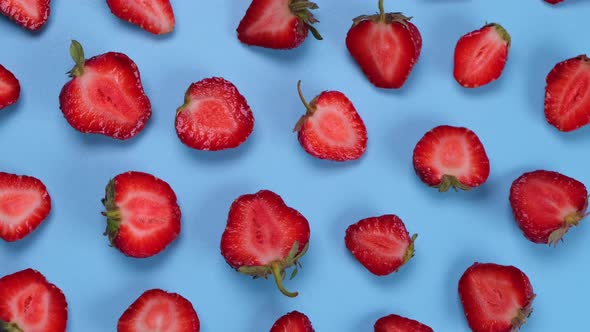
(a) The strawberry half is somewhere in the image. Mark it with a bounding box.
[237,0,322,50]
[544,0,564,4]
[0,0,50,31]
[220,190,310,297]
[294,81,367,161]
[345,215,416,276]
[106,0,175,35]
[453,23,511,88]
[459,263,535,332]
[345,0,422,89]
[270,311,315,332]
[59,40,151,140]
[413,125,490,192]
[544,55,590,132]
[0,172,51,242]
[118,289,200,332]
[0,64,20,110]
[175,77,254,151]
[374,314,433,332]
[0,269,68,332]
[510,170,588,245]
[102,171,181,258]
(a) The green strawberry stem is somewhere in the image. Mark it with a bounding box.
[101,179,121,244]
[271,262,298,297]
[68,40,85,77]
[402,234,418,265]
[293,80,315,132]
[436,175,472,192]
[378,0,385,22]
[1,321,23,332]
[547,210,587,246]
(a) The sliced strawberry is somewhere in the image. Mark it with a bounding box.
[413,125,490,192]
[175,77,254,151]
[237,0,322,50]
[102,171,181,258]
[544,55,590,132]
[544,0,564,4]
[510,170,588,245]
[106,0,175,35]
[294,81,367,161]
[0,0,50,31]
[270,311,314,332]
[59,40,152,140]
[459,263,535,332]
[118,289,199,332]
[374,314,433,332]
[345,215,416,276]
[0,64,20,110]
[346,1,422,89]
[0,269,68,332]
[453,23,511,88]
[220,190,310,297]
[0,172,51,242]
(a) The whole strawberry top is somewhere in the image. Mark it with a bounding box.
[102,171,181,258]
[0,172,51,242]
[374,314,433,332]
[107,0,175,35]
[118,289,200,332]
[237,0,322,49]
[459,263,535,332]
[294,81,367,161]
[346,0,422,89]
[510,170,588,245]
[59,40,152,140]
[220,190,310,297]
[413,125,490,192]
[0,64,20,110]
[544,55,590,132]
[270,311,315,332]
[0,269,68,332]
[0,0,50,31]
[454,23,511,88]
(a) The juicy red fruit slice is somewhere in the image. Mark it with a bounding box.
[345,215,416,276]
[175,77,254,151]
[59,40,152,140]
[0,269,68,332]
[374,314,434,332]
[270,311,315,332]
[0,172,51,242]
[510,170,588,245]
[0,0,50,31]
[118,289,199,332]
[454,23,511,88]
[102,171,181,258]
[0,65,20,110]
[107,0,175,35]
[459,263,535,332]
[220,190,310,297]
[544,55,590,132]
[413,125,490,192]
[294,81,367,161]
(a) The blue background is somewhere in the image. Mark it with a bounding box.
[1,0,590,331]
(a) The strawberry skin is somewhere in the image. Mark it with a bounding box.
[59,40,152,140]
[294,81,367,161]
[220,190,310,297]
[175,77,254,151]
[544,0,564,4]
[102,171,181,258]
[270,311,315,332]
[0,269,68,332]
[237,0,322,49]
[413,125,490,192]
[454,23,511,88]
[346,1,422,89]
[118,289,200,332]
[510,170,588,245]
[107,0,175,35]
[459,263,535,332]
[544,55,590,132]
[0,64,20,110]
[0,172,51,242]
[0,0,50,31]
[374,314,433,332]
[345,215,416,276]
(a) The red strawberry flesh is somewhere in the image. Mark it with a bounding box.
[374,314,433,332]
[270,311,315,332]
[0,0,50,31]
[106,0,175,35]
[0,65,20,110]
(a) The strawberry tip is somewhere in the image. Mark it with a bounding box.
[67,40,86,77]
[436,175,472,192]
